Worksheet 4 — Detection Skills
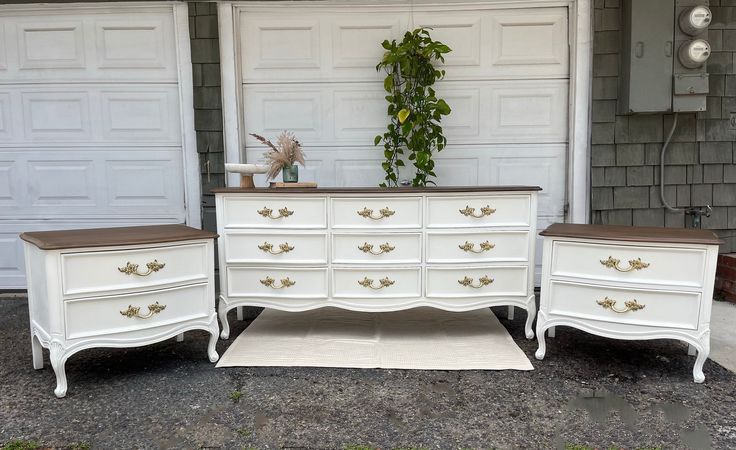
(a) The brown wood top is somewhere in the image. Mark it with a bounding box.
[540,223,723,246]
[211,185,542,194]
[20,225,218,250]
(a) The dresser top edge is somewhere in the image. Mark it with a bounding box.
[210,186,542,194]
[540,223,723,246]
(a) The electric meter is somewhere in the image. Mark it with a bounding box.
[679,6,712,36]
[678,39,711,68]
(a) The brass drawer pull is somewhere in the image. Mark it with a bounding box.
[120,301,166,319]
[358,276,395,290]
[458,241,495,253]
[357,207,395,220]
[260,276,296,289]
[258,242,295,255]
[459,205,495,218]
[258,206,294,219]
[596,297,645,313]
[358,242,395,255]
[458,276,493,288]
[118,260,165,276]
[600,256,650,272]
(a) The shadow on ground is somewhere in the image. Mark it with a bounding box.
[1,298,735,449]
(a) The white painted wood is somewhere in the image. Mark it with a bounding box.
[535,233,720,383]
[24,234,219,398]
[224,231,328,265]
[217,3,242,188]
[0,2,199,289]
[221,196,327,229]
[426,195,531,228]
[426,230,529,263]
[215,189,538,340]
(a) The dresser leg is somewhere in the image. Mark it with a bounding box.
[692,336,710,384]
[218,297,230,340]
[507,306,515,321]
[31,334,44,370]
[49,342,68,398]
[237,306,244,321]
[207,320,220,363]
[534,333,546,360]
[524,298,536,339]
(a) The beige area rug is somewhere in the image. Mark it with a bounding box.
[217,307,534,370]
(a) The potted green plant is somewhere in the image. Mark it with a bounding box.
[374,28,452,187]
[250,131,305,183]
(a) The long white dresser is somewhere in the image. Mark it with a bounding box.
[213,187,540,340]
[535,223,722,383]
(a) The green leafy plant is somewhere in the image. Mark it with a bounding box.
[229,390,243,403]
[1,441,41,450]
[375,28,451,187]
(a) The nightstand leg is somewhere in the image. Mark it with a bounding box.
[49,342,68,398]
[31,334,43,370]
[507,305,514,321]
[535,332,546,360]
[524,296,536,339]
[236,306,244,321]
[693,335,710,383]
[218,297,230,340]
[207,319,220,363]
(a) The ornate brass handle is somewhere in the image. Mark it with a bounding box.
[458,276,494,288]
[600,256,650,272]
[118,260,165,276]
[260,276,296,289]
[458,241,495,253]
[357,207,395,220]
[459,205,496,218]
[120,301,166,319]
[257,206,294,219]
[358,242,395,255]
[258,242,295,255]
[596,297,645,313]
[358,276,395,290]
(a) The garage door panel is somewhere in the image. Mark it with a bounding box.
[96,19,169,70]
[243,85,325,143]
[332,17,402,69]
[241,15,321,73]
[17,20,85,70]
[28,160,97,207]
[100,89,180,142]
[0,160,18,207]
[22,91,92,141]
[414,15,481,67]
[0,93,11,140]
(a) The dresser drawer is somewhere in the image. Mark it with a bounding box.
[221,196,327,229]
[224,232,328,265]
[62,242,210,298]
[551,241,707,288]
[547,280,701,330]
[332,267,421,298]
[426,266,528,298]
[332,232,421,264]
[227,267,328,299]
[331,197,421,229]
[64,283,209,340]
[426,195,531,228]
[426,231,529,263]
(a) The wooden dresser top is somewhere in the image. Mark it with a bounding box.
[21,225,218,250]
[211,186,542,194]
[540,223,723,246]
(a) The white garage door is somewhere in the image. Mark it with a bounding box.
[0,3,198,289]
[228,2,571,277]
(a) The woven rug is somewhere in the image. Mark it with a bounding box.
[217,307,533,371]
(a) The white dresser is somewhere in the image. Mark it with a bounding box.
[214,187,539,340]
[21,225,220,398]
[535,223,722,383]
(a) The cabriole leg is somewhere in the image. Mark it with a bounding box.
[524,298,536,340]
[49,343,68,398]
[207,319,220,363]
[31,334,44,370]
[218,297,230,340]
[535,321,547,360]
[692,336,710,384]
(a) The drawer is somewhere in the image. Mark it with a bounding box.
[332,267,421,298]
[224,232,328,265]
[332,232,421,264]
[221,196,326,229]
[426,195,531,228]
[550,241,707,288]
[547,280,701,330]
[64,283,209,340]
[426,231,529,263]
[227,267,328,299]
[426,266,528,298]
[62,242,211,298]
[331,197,421,229]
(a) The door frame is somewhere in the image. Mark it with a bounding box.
[218,0,592,224]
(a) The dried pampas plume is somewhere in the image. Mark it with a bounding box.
[250,131,306,180]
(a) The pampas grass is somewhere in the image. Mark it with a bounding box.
[250,131,306,180]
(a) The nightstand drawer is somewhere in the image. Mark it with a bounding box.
[332,267,421,298]
[547,280,701,330]
[426,195,531,228]
[221,196,327,229]
[64,283,209,340]
[224,232,328,265]
[62,242,210,298]
[426,266,528,298]
[331,197,421,229]
[227,267,328,299]
[426,231,529,263]
[332,232,421,264]
[551,241,706,288]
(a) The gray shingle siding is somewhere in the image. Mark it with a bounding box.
[591,2,736,252]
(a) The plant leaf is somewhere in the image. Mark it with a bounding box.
[397,108,410,124]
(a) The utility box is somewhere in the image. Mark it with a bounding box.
[619,0,675,114]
